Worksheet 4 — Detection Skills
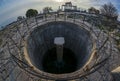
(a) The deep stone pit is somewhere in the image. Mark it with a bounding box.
[43,47,77,74]
[25,21,94,74]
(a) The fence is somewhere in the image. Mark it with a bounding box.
[0,12,116,81]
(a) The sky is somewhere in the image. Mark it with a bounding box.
[0,0,120,27]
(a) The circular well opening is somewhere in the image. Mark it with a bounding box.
[25,21,94,76]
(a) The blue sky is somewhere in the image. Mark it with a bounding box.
[0,0,120,27]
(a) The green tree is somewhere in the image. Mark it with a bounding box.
[43,7,53,14]
[26,9,38,18]
[17,16,25,21]
[88,7,100,14]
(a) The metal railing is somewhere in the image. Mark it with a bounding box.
[0,12,114,81]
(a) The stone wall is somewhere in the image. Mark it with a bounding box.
[26,21,94,72]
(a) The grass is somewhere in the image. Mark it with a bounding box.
[0,39,2,46]
[96,21,120,51]
[113,25,120,51]
[0,31,3,46]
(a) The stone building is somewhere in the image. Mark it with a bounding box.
[61,2,77,12]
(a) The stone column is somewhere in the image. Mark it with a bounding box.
[54,37,65,63]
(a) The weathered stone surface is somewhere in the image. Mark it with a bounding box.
[0,15,120,81]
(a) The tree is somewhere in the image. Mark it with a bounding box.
[88,7,100,14]
[95,10,100,14]
[100,2,118,20]
[17,16,25,21]
[43,7,53,14]
[26,9,38,18]
[88,7,95,13]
